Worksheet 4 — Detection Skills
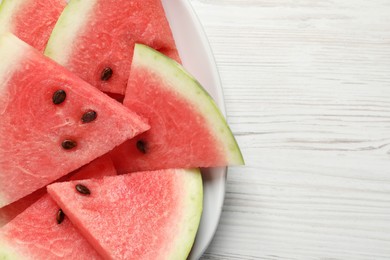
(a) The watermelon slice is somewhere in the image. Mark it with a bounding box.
[0,197,102,259]
[0,0,66,51]
[110,44,244,173]
[0,33,149,208]
[47,168,203,260]
[0,154,116,227]
[45,0,180,95]
[0,161,116,260]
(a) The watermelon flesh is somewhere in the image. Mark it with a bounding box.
[45,0,180,95]
[0,189,46,229]
[0,155,115,259]
[110,44,244,173]
[0,154,116,227]
[47,169,203,260]
[0,196,102,259]
[62,154,117,181]
[0,0,66,51]
[0,33,149,208]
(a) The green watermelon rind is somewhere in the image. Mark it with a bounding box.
[168,168,203,259]
[44,0,97,65]
[0,240,24,260]
[134,44,244,165]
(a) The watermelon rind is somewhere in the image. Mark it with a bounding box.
[168,168,203,259]
[134,44,244,165]
[0,0,24,34]
[0,240,23,260]
[0,32,24,98]
[44,0,97,65]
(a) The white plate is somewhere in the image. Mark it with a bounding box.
[162,1,227,259]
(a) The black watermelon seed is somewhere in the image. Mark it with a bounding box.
[101,67,113,81]
[56,209,65,224]
[136,140,147,154]
[81,110,97,123]
[62,140,77,150]
[75,184,91,195]
[52,90,66,105]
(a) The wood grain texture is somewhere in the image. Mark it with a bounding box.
[190,0,390,259]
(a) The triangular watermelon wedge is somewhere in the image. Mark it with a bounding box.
[0,154,116,227]
[0,33,149,208]
[110,44,244,173]
[0,0,66,51]
[0,196,102,259]
[45,0,180,95]
[0,161,116,260]
[47,169,203,260]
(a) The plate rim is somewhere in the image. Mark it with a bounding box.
[161,0,228,259]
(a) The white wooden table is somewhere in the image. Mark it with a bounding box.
[191,1,390,259]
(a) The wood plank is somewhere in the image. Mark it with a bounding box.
[190,0,390,259]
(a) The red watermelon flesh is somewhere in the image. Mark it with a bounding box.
[47,169,203,260]
[45,0,180,95]
[0,154,117,259]
[0,33,149,208]
[0,155,116,258]
[0,154,116,227]
[0,197,102,259]
[0,188,46,229]
[0,0,66,52]
[65,154,117,182]
[110,44,244,173]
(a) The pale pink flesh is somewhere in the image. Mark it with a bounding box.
[47,170,187,259]
[64,0,180,95]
